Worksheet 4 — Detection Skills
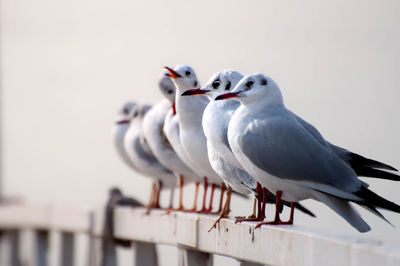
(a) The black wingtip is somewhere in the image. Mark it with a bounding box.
[355,167,400,181]
[294,202,316,218]
[355,186,400,213]
[350,153,398,172]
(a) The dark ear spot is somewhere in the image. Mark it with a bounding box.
[167,89,173,94]
[245,80,254,90]
[193,80,198,87]
[224,81,231,91]
[260,79,268,86]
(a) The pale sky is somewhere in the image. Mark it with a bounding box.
[1,0,399,260]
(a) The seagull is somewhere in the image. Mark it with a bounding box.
[123,103,177,210]
[142,73,200,211]
[165,65,223,213]
[216,73,400,232]
[112,102,137,171]
[183,70,315,230]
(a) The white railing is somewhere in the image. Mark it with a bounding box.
[0,204,399,266]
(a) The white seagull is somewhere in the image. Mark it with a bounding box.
[183,70,315,230]
[142,74,200,211]
[216,73,400,232]
[161,74,205,212]
[123,103,177,209]
[112,102,137,171]
[165,65,223,213]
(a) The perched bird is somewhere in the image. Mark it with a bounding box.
[216,73,400,232]
[162,77,205,212]
[112,102,137,171]
[183,70,315,230]
[165,65,223,213]
[142,74,200,211]
[124,104,177,209]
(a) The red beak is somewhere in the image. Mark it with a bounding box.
[181,88,210,96]
[116,119,131,125]
[215,91,241,100]
[164,66,182,78]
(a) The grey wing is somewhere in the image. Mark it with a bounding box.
[221,125,232,153]
[135,137,173,175]
[292,112,354,162]
[239,115,361,193]
[291,111,329,148]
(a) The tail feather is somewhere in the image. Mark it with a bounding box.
[354,186,400,213]
[349,153,398,171]
[315,192,371,233]
[354,166,400,181]
[360,205,394,227]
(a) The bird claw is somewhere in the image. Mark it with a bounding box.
[208,215,228,232]
[255,219,293,229]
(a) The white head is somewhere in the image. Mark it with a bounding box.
[181,70,243,100]
[158,73,176,104]
[215,73,284,107]
[128,104,152,125]
[164,64,199,94]
[115,101,136,125]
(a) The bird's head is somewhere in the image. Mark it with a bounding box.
[215,73,283,106]
[115,101,136,124]
[164,65,199,93]
[181,70,243,100]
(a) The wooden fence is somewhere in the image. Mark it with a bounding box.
[0,205,399,266]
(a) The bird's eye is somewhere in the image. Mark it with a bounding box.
[123,108,129,114]
[260,79,268,86]
[224,81,231,91]
[245,80,254,90]
[133,111,139,117]
[167,89,173,94]
[212,80,221,89]
[185,71,191,76]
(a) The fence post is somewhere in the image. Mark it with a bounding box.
[61,232,74,266]
[133,242,158,266]
[0,230,19,266]
[178,247,213,266]
[36,230,49,266]
[19,229,47,266]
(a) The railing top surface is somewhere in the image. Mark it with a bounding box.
[0,204,91,233]
[113,207,400,266]
[1,204,399,266]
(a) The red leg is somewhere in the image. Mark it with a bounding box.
[212,182,226,214]
[208,186,232,232]
[154,180,163,209]
[255,191,295,228]
[178,175,184,210]
[235,183,265,223]
[145,182,158,214]
[197,177,210,213]
[286,202,295,224]
[146,182,156,209]
[164,175,190,214]
[207,183,216,212]
[184,182,199,212]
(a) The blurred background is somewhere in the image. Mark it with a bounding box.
[1,0,399,264]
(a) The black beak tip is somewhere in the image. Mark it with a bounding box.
[215,95,224,101]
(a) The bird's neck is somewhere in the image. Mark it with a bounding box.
[176,94,208,127]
